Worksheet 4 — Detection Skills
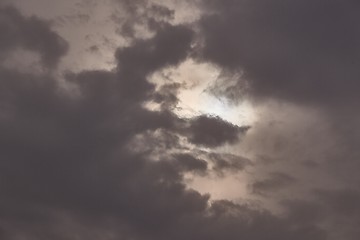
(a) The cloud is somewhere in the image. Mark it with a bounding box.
[312,189,360,240]
[1,2,358,240]
[184,115,250,147]
[0,6,68,68]
[316,189,360,218]
[252,172,297,195]
[172,153,208,174]
[198,0,360,106]
[207,152,252,174]
[113,0,175,39]
[0,5,287,240]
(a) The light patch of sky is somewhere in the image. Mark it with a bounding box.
[147,59,261,203]
[9,0,125,72]
[186,172,251,201]
[151,0,203,24]
[149,59,257,126]
[7,0,203,74]
[54,0,126,72]
[177,85,256,126]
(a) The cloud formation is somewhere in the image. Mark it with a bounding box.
[199,0,360,106]
[0,1,359,240]
[0,6,68,68]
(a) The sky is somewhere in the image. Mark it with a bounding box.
[0,0,360,239]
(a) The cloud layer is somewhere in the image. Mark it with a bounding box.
[0,1,359,239]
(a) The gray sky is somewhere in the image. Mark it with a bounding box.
[0,0,360,239]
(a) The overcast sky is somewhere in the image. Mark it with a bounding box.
[1,0,360,239]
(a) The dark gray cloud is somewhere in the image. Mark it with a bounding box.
[0,6,68,68]
[197,4,360,238]
[251,172,297,195]
[207,152,252,174]
[0,7,209,237]
[171,153,208,174]
[184,115,250,147]
[199,0,360,106]
[1,1,359,240]
[0,4,307,240]
[309,189,360,240]
[282,199,324,226]
[316,189,360,219]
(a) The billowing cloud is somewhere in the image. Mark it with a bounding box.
[0,4,278,240]
[1,1,360,240]
[0,6,68,68]
[199,0,360,106]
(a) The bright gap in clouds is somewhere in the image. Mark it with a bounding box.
[176,85,255,126]
[147,59,257,202]
[149,59,257,127]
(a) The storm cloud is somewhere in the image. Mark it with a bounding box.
[199,0,360,106]
[0,1,359,240]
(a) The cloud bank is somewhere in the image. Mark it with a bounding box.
[0,1,359,239]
